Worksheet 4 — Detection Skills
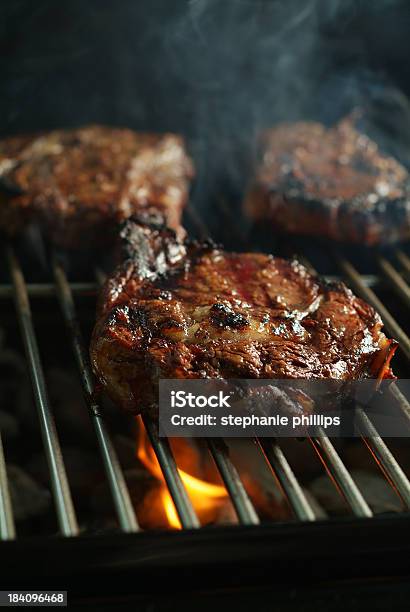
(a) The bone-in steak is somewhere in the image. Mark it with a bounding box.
[0,126,193,248]
[90,219,396,414]
[244,115,410,245]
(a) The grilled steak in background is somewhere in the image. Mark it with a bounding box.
[90,219,396,415]
[244,114,410,246]
[0,126,193,248]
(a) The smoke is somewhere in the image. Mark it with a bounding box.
[1,0,410,220]
[161,1,322,139]
[149,0,328,210]
[153,0,410,212]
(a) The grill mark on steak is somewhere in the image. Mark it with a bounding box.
[244,114,410,245]
[90,218,397,414]
[0,125,194,248]
[209,302,250,329]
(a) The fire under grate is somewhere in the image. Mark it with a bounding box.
[0,203,410,543]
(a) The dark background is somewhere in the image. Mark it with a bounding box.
[2,0,410,203]
[1,7,410,609]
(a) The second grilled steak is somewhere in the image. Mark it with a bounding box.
[90,219,396,415]
[0,125,194,248]
[244,115,410,245]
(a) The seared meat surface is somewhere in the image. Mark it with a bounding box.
[90,219,396,414]
[0,126,193,248]
[244,115,410,245]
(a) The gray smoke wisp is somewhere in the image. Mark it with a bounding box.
[1,0,410,225]
[152,0,410,213]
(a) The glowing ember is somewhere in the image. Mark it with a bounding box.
[136,416,229,528]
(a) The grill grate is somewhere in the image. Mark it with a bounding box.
[141,414,199,529]
[1,206,410,540]
[6,246,78,537]
[52,256,139,533]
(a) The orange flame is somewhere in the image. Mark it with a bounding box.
[136,416,228,529]
[161,489,181,529]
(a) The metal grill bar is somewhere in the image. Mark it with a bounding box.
[304,252,410,505]
[306,251,410,435]
[190,209,377,520]
[142,416,200,529]
[296,256,393,516]
[357,406,410,503]
[0,433,15,540]
[321,251,410,507]
[378,256,410,309]
[257,437,316,521]
[324,275,379,288]
[0,282,96,298]
[0,208,408,539]
[309,428,372,517]
[336,255,410,362]
[396,249,410,276]
[6,246,79,537]
[94,262,261,528]
[186,210,325,521]
[52,258,139,533]
[207,438,260,525]
[93,268,200,529]
[356,409,410,508]
[390,384,410,422]
[304,254,410,506]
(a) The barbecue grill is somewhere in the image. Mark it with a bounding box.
[1,200,410,607]
[2,1,410,607]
